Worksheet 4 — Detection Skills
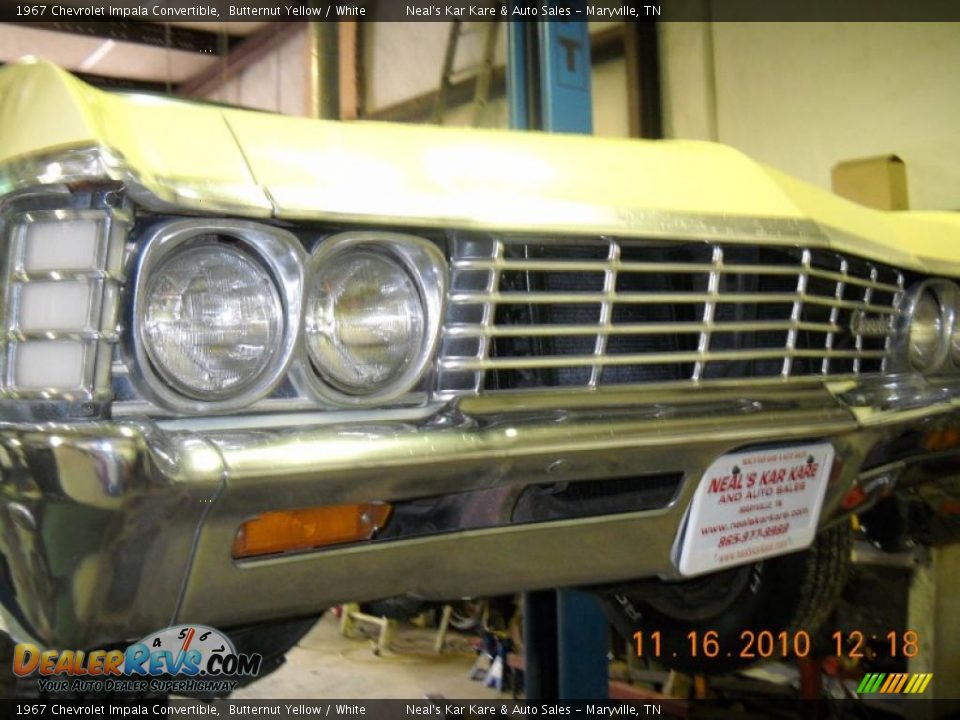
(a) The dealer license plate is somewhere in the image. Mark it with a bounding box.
[677,443,835,576]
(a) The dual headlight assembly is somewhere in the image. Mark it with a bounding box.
[128,220,445,412]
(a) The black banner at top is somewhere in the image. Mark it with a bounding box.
[0,698,958,718]
[1,0,960,23]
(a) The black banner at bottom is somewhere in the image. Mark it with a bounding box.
[2,699,960,720]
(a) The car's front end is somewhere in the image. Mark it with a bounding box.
[2,59,960,660]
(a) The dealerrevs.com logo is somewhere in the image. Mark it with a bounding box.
[13,624,262,695]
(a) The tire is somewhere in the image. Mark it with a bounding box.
[448,600,486,633]
[599,523,851,675]
[360,597,426,621]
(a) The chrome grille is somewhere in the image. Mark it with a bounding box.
[437,235,905,395]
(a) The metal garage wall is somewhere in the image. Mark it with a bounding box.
[363,21,630,136]
[203,27,310,117]
[660,22,960,210]
[364,22,457,111]
[437,59,627,135]
[196,22,629,134]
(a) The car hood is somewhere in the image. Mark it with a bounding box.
[1,58,958,274]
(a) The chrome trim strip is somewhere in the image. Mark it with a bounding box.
[12,269,123,282]
[0,145,272,218]
[7,330,120,343]
[610,211,826,245]
[149,403,441,433]
[831,374,960,420]
[0,147,112,196]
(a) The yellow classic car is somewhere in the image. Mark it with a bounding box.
[2,58,960,687]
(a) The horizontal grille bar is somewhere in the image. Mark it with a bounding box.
[444,319,844,338]
[449,291,898,315]
[440,348,890,372]
[437,234,905,396]
[452,259,901,293]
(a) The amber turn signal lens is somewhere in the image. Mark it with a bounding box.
[921,426,960,452]
[839,485,867,511]
[233,502,392,559]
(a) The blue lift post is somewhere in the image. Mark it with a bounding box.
[506,2,610,700]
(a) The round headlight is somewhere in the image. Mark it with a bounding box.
[908,290,944,371]
[142,244,283,400]
[304,249,425,394]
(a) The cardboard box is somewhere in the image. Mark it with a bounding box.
[831,154,909,211]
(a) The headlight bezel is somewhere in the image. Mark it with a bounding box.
[893,279,958,375]
[126,219,304,414]
[292,231,447,407]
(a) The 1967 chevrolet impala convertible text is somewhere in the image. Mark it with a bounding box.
[2,59,960,693]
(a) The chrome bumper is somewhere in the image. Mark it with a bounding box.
[1,379,958,649]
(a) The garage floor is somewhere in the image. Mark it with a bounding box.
[232,613,508,700]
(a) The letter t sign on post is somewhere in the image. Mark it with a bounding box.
[505,0,608,700]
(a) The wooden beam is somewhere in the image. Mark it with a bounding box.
[590,24,630,65]
[306,21,319,118]
[624,21,663,139]
[367,66,508,125]
[314,21,340,119]
[364,25,626,124]
[338,21,361,120]
[180,22,308,98]
[0,62,170,94]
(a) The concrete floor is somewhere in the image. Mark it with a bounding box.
[232,613,508,700]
